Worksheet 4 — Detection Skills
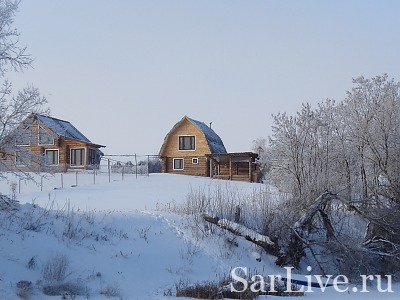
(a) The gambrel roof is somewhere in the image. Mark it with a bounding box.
[187,117,227,154]
[159,116,227,155]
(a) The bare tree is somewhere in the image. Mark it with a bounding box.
[0,0,32,75]
[0,0,48,179]
[265,74,400,279]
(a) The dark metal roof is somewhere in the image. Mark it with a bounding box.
[187,117,227,154]
[34,114,104,147]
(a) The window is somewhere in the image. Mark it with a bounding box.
[15,127,32,146]
[45,149,59,165]
[15,150,30,166]
[88,149,99,165]
[70,148,85,166]
[179,136,195,151]
[38,126,54,145]
[192,158,198,164]
[173,158,184,170]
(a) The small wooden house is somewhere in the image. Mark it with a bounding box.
[2,113,105,172]
[159,116,260,182]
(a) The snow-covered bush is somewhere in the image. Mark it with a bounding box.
[42,282,88,297]
[164,183,280,243]
[100,283,122,298]
[42,254,70,283]
[16,280,33,299]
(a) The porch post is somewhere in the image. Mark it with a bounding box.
[248,156,252,182]
[209,156,213,178]
[229,156,232,180]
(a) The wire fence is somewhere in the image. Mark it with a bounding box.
[102,154,161,177]
[0,154,161,196]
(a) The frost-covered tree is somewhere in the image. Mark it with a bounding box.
[252,138,269,180]
[0,0,48,178]
[266,74,400,278]
[344,75,400,204]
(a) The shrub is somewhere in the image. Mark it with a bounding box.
[100,283,122,298]
[42,282,88,297]
[16,280,33,299]
[42,254,70,283]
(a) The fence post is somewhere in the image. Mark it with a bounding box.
[75,171,78,187]
[18,178,21,194]
[147,155,150,176]
[234,205,241,223]
[122,165,124,181]
[40,176,43,192]
[135,154,137,179]
[108,159,111,183]
[61,173,64,188]
[93,168,96,185]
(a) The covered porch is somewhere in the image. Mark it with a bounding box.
[205,152,260,182]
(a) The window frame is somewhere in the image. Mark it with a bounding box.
[45,149,59,166]
[173,158,184,170]
[15,126,32,146]
[88,148,98,165]
[192,158,199,164]
[178,135,196,151]
[70,148,86,166]
[38,126,55,146]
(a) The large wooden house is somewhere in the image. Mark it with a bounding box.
[1,113,105,172]
[159,116,260,182]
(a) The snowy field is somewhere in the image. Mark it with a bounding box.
[0,173,398,299]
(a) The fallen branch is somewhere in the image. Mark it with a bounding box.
[202,213,280,257]
[0,195,19,211]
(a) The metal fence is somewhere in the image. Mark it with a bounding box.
[0,154,161,196]
[101,154,161,177]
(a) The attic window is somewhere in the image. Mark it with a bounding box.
[179,136,195,151]
[15,126,32,146]
[38,126,54,145]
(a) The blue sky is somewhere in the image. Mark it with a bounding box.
[9,0,400,154]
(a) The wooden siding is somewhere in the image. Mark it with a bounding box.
[160,118,212,177]
[162,156,208,176]
[159,116,260,182]
[207,153,261,182]
[161,118,212,158]
[4,116,103,172]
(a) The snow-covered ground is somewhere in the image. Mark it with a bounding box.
[0,173,398,299]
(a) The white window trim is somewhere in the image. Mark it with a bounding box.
[45,149,59,166]
[38,125,55,146]
[15,140,31,147]
[178,135,196,152]
[173,158,184,170]
[70,147,86,167]
[192,158,199,164]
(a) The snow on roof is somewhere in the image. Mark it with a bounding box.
[187,117,227,154]
[35,114,94,144]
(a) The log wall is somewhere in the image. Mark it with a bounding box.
[161,118,211,176]
[5,119,102,172]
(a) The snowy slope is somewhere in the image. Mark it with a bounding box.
[0,173,398,299]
